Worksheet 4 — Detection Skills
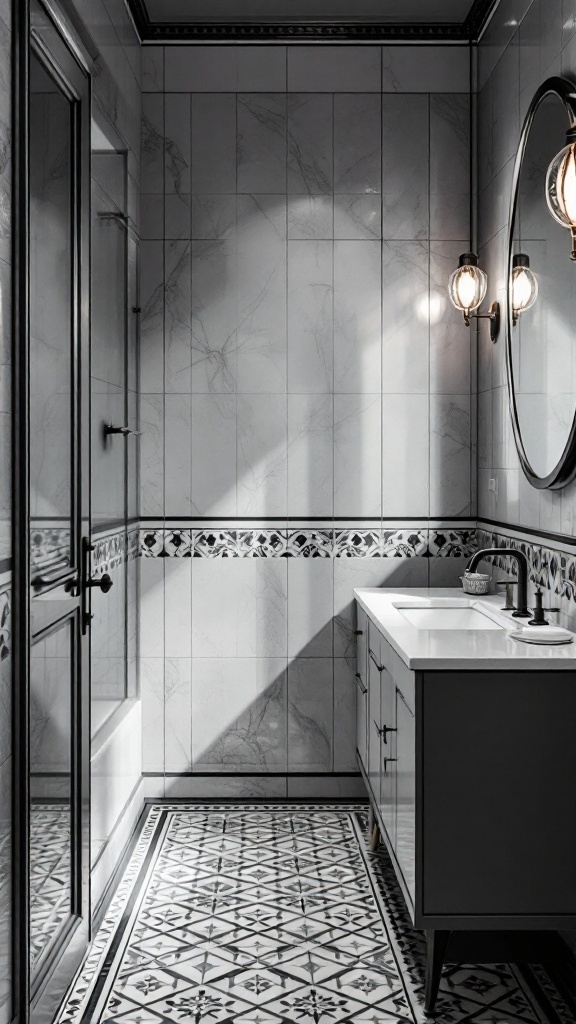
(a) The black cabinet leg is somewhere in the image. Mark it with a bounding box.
[424,930,450,1014]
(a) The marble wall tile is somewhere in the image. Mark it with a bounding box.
[191,94,237,194]
[382,45,470,93]
[142,46,164,93]
[286,776,365,798]
[288,658,333,772]
[237,394,288,517]
[0,591,10,766]
[236,195,286,393]
[334,241,381,393]
[430,394,472,517]
[140,395,164,517]
[191,195,236,240]
[165,194,191,241]
[140,658,165,773]
[164,559,192,659]
[140,195,163,240]
[334,95,381,195]
[429,241,471,395]
[381,241,429,395]
[287,196,333,240]
[333,659,357,772]
[287,94,332,195]
[139,557,165,658]
[429,94,470,239]
[287,46,381,93]
[166,776,288,799]
[237,94,287,194]
[164,94,190,196]
[191,240,237,393]
[192,658,288,771]
[191,395,237,517]
[164,658,192,773]
[382,94,429,239]
[192,559,288,658]
[139,241,164,392]
[334,395,382,519]
[288,395,333,517]
[287,240,333,393]
[141,94,164,194]
[237,47,287,92]
[165,240,191,393]
[288,559,334,659]
[165,46,238,92]
[334,195,382,240]
[382,395,429,517]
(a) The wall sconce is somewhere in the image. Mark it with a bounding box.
[546,125,576,259]
[448,252,500,342]
[511,253,538,324]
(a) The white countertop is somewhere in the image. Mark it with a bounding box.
[354,588,576,670]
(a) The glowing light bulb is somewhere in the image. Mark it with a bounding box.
[547,127,576,258]
[511,253,538,321]
[448,253,487,316]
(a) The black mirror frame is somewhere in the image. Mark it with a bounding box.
[506,75,576,490]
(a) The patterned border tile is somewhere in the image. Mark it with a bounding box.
[476,527,576,604]
[30,527,70,570]
[138,527,479,559]
[0,588,9,662]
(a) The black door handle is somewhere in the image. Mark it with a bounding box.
[87,573,113,594]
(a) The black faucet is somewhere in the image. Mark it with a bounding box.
[466,548,531,618]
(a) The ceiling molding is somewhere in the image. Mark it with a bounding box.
[127,0,497,43]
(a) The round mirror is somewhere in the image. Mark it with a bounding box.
[507,77,576,489]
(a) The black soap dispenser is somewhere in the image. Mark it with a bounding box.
[528,588,548,626]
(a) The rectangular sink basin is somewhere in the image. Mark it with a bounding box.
[393,602,503,630]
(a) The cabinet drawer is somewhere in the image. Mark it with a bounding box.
[381,634,415,713]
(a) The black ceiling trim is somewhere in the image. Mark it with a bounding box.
[127,0,497,43]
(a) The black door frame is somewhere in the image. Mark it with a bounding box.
[13,1,93,1020]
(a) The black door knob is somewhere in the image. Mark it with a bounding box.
[88,573,113,594]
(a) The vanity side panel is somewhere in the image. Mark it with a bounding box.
[422,670,576,919]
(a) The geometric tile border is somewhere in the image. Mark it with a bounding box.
[140,527,477,560]
[477,527,576,605]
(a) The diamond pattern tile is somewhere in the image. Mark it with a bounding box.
[56,805,569,1024]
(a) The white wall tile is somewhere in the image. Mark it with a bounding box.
[287,94,333,195]
[191,240,237,393]
[140,394,164,516]
[237,94,287,194]
[191,94,237,193]
[191,395,237,517]
[382,45,470,93]
[237,394,288,517]
[238,46,287,92]
[430,394,471,517]
[382,395,429,517]
[165,46,238,92]
[140,658,165,773]
[142,46,164,92]
[382,94,429,239]
[192,658,288,771]
[334,394,381,518]
[288,559,334,660]
[287,240,333,393]
[382,241,429,395]
[288,46,381,93]
[334,95,381,195]
[164,560,192,658]
[164,658,192,772]
[334,659,357,772]
[334,241,381,393]
[288,395,333,517]
[288,658,333,771]
[429,242,472,395]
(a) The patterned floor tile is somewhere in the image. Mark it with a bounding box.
[30,803,71,969]
[56,804,570,1024]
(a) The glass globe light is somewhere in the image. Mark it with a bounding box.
[546,125,576,259]
[511,253,538,322]
[448,252,488,322]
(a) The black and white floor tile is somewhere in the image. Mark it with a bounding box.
[30,803,71,969]
[57,804,569,1024]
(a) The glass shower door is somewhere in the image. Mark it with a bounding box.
[28,8,91,1018]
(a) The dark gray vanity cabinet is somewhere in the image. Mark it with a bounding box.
[356,605,576,1008]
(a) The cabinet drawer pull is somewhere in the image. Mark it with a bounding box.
[369,649,384,671]
[354,629,364,636]
[355,673,367,695]
[396,686,415,717]
[374,720,396,742]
